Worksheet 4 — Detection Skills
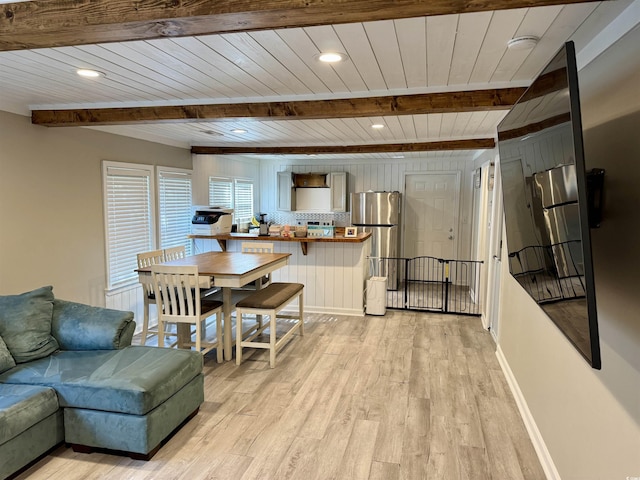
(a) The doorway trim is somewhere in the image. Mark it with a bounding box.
[486,160,504,341]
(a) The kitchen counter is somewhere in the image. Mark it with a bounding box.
[188,231,371,255]
[189,231,372,316]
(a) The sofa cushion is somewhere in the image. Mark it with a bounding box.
[52,299,135,350]
[0,384,59,445]
[0,286,59,363]
[0,346,203,416]
[0,336,16,374]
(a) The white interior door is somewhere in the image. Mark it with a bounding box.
[486,163,504,341]
[404,173,460,259]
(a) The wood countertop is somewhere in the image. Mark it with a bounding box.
[188,231,371,255]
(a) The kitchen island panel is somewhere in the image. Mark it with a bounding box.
[192,236,371,315]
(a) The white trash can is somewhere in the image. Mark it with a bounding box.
[366,276,387,315]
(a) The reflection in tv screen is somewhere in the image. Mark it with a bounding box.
[496,41,601,369]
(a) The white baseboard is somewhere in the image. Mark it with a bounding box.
[495,346,561,480]
[481,312,491,330]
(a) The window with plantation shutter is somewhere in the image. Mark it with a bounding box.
[103,162,155,290]
[208,176,254,225]
[158,168,193,256]
[234,179,254,225]
[208,177,233,209]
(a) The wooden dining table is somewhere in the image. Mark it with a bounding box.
[137,250,291,361]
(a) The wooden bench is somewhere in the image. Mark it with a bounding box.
[235,282,304,368]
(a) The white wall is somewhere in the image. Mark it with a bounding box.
[192,154,479,314]
[496,24,640,479]
[258,155,478,260]
[0,111,191,306]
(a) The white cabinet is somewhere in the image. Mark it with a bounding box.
[277,171,347,212]
[330,172,348,212]
[277,172,295,211]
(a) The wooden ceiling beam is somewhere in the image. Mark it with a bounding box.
[0,0,605,51]
[31,88,525,127]
[498,113,571,141]
[190,139,496,155]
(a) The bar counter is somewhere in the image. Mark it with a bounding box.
[188,231,371,255]
[189,231,372,316]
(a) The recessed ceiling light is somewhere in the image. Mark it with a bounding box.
[391,154,405,159]
[507,36,539,51]
[230,128,247,134]
[316,52,348,63]
[76,68,105,78]
[371,124,385,129]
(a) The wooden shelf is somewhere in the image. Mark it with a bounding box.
[188,232,371,255]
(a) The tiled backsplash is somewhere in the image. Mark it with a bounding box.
[266,211,351,227]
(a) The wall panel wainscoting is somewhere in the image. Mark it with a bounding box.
[258,155,476,260]
[192,237,371,316]
[105,283,146,334]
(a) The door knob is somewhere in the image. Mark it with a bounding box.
[448,235,454,240]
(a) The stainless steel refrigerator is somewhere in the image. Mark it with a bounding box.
[533,164,584,278]
[351,191,401,288]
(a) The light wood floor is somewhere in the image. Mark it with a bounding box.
[15,311,545,480]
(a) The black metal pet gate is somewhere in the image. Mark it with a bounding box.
[369,256,483,316]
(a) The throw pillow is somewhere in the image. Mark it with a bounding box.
[0,335,16,373]
[0,286,59,363]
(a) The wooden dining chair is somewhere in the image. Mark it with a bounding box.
[241,242,274,253]
[163,245,186,261]
[164,245,216,294]
[236,241,276,334]
[240,242,275,289]
[151,264,224,362]
[136,249,166,346]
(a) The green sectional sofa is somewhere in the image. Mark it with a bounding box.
[0,286,205,479]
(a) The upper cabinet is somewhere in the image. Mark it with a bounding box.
[277,171,296,211]
[277,172,348,212]
[329,172,348,212]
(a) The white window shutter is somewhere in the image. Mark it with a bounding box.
[234,179,254,225]
[158,168,193,256]
[208,177,233,209]
[103,163,154,290]
[208,176,254,226]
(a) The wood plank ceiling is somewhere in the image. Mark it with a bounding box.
[0,0,630,159]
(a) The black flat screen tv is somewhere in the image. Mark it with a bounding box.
[496,41,601,369]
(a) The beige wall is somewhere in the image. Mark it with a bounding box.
[497,26,640,479]
[0,111,191,305]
